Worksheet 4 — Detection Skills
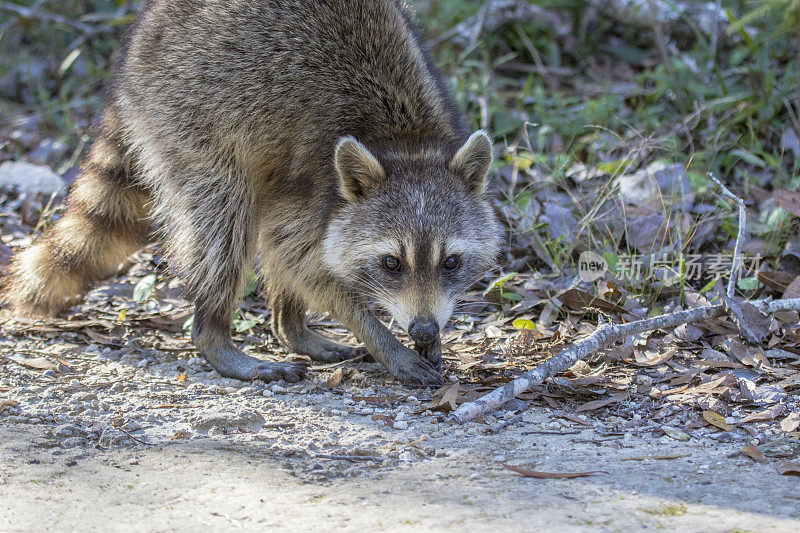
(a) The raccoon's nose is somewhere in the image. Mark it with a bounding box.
[409,318,439,345]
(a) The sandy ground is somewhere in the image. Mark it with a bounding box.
[1,365,799,533]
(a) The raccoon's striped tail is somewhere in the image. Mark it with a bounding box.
[2,132,151,317]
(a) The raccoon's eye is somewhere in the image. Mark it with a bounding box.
[382,255,402,272]
[443,254,461,272]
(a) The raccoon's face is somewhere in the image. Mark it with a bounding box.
[323,131,501,347]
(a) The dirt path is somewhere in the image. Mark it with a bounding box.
[2,395,799,532]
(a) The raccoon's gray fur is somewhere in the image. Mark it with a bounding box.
[3,0,501,386]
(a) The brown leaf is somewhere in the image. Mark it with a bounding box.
[776,462,800,476]
[82,328,122,346]
[741,444,767,463]
[738,404,786,424]
[9,355,58,371]
[351,395,399,407]
[552,410,590,426]
[426,382,460,412]
[575,391,628,413]
[325,368,344,388]
[557,288,625,315]
[780,412,800,433]
[633,348,677,367]
[170,429,190,441]
[662,426,690,441]
[702,410,733,431]
[757,271,795,293]
[722,295,770,344]
[370,414,394,428]
[500,463,606,479]
[0,399,18,414]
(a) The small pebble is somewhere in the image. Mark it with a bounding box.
[393,421,409,430]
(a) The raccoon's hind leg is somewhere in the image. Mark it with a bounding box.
[2,134,151,316]
[159,171,305,382]
[270,289,364,363]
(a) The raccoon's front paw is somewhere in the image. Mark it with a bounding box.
[389,347,444,388]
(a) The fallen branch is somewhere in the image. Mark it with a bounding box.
[450,298,800,424]
[451,172,795,423]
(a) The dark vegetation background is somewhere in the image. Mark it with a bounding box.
[1,1,799,301]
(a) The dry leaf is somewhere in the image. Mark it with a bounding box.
[426,382,460,412]
[325,368,344,388]
[757,271,795,293]
[352,395,399,406]
[552,410,590,426]
[741,444,767,463]
[776,462,800,476]
[176,374,188,382]
[702,410,733,431]
[576,392,628,413]
[722,294,770,344]
[0,399,18,414]
[9,355,59,371]
[557,288,625,314]
[738,404,786,424]
[82,328,121,346]
[500,463,606,479]
[662,426,690,441]
[170,429,190,440]
[780,412,800,433]
[370,414,395,428]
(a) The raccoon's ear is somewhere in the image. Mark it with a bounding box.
[334,136,386,203]
[449,130,493,196]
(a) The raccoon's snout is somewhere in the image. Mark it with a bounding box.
[408,318,439,345]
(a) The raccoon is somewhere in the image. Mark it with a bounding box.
[2,0,501,387]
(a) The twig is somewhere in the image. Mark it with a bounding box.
[451,295,800,424]
[262,422,296,429]
[308,353,365,371]
[706,172,746,297]
[313,453,386,463]
[489,413,523,433]
[451,305,716,423]
[521,429,582,436]
[115,426,157,447]
[450,170,770,423]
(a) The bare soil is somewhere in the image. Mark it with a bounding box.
[1,329,799,532]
